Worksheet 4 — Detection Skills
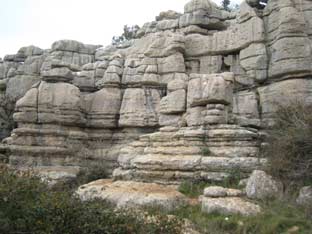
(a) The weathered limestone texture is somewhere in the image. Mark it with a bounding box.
[246,170,283,200]
[76,179,187,211]
[1,0,312,185]
[200,185,261,216]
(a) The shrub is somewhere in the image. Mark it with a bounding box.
[223,167,244,188]
[221,0,231,11]
[76,162,109,185]
[264,102,312,187]
[50,164,110,192]
[178,171,243,199]
[0,166,182,234]
[112,25,140,45]
[0,95,15,140]
[201,147,211,156]
[178,181,211,198]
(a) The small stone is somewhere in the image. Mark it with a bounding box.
[226,188,245,197]
[204,186,227,197]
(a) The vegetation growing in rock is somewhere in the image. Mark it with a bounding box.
[264,102,312,187]
[112,25,140,45]
[178,169,244,198]
[0,95,15,140]
[221,0,231,11]
[178,181,211,198]
[0,165,183,234]
[201,147,211,156]
[76,162,109,184]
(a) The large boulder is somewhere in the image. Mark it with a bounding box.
[76,180,187,211]
[51,40,101,54]
[296,186,312,206]
[187,73,234,107]
[201,185,260,216]
[246,170,283,200]
[180,0,225,29]
[201,197,261,216]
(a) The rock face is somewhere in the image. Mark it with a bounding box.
[1,0,312,185]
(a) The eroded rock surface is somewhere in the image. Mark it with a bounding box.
[246,170,283,200]
[76,179,187,211]
[1,0,312,186]
[201,185,261,216]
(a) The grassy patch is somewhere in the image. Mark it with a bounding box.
[178,181,211,198]
[178,170,244,198]
[171,201,312,234]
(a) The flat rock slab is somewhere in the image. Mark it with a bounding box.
[204,186,245,197]
[76,180,188,211]
[36,166,80,181]
[201,197,261,216]
[18,166,80,186]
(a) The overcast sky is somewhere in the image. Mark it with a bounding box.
[0,0,242,57]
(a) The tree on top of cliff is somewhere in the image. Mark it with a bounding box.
[0,96,15,140]
[221,0,231,11]
[112,25,140,46]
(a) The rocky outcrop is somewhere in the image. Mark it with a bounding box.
[200,186,261,216]
[1,0,312,186]
[113,125,265,184]
[76,179,187,211]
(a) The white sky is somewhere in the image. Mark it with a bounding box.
[0,0,242,57]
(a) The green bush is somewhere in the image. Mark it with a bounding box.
[201,147,211,156]
[77,162,109,184]
[178,169,244,198]
[0,165,182,234]
[50,162,110,192]
[178,181,211,198]
[264,102,312,187]
[223,167,244,188]
[112,25,140,45]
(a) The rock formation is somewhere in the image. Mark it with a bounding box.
[200,186,261,216]
[1,0,312,187]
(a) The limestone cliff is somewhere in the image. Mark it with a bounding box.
[1,0,312,184]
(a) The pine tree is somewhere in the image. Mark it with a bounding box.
[112,25,140,45]
[221,0,231,11]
